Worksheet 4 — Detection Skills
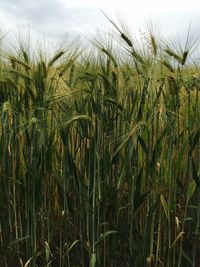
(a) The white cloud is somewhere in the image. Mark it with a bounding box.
[0,0,200,46]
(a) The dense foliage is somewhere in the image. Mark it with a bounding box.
[0,23,199,267]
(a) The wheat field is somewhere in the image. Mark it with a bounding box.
[0,20,199,267]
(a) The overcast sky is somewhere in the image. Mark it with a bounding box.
[0,0,200,47]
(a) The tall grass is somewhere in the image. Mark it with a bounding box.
[0,21,199,267]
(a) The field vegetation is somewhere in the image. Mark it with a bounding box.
[0,19,199,266]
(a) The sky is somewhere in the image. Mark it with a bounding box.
[0,0,200,48]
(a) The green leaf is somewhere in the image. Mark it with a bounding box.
[24,250,44,267]
[66,240,80,253]
[187,180,196,201]
[134,191,150,212]
[90,253,96,267]
[192,157,200,186]
[9,236,29,247]
[44,241,53,264]
[170,232,185,249]
[95,230,118,246]
[160,194,169,218]
[182,249,193,265]
[117,164,126,189]
[192,128,200,151]
[138,136,149,157]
